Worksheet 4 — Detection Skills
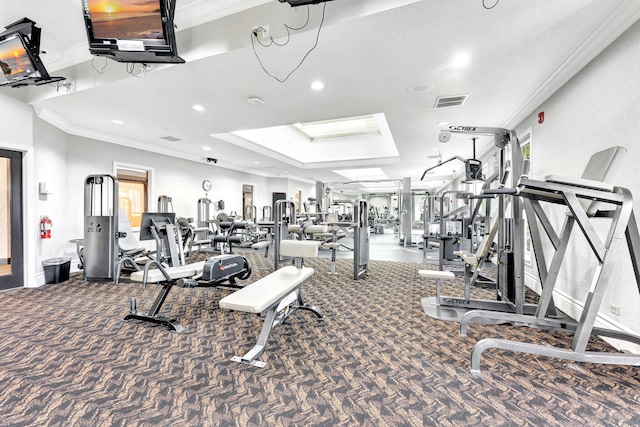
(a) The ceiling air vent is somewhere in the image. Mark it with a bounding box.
[434,94,468,108]
[160,136,182,142]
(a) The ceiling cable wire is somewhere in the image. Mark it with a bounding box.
[483,0,499,9]
[254,5,310,48]
[251,2,327,83]
[90,56,108,74]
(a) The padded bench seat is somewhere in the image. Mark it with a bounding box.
[251,241,270,250]
[453,250,478,265]
[130,261,205,284]
[418,270,455,280]
[219,266,313,314]
[545,175,615,192]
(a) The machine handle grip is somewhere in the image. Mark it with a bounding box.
[483,188,518,196]
[468,194,496,199]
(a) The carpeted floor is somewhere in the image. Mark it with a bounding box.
[1,251,639,426]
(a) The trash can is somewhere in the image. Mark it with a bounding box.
[43,257,72,284]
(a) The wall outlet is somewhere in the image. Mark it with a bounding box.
[252,25,270,39]
[609,304,620,316]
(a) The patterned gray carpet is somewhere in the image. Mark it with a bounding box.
[1,251,639,426]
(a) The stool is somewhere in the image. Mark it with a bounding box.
[322,242,341,274]
[418,269,455,305]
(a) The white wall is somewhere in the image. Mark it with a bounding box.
[515,19,640,351]
[21,117,318,286]
[33,119,71,277]
[64,133,270,231]
[0,93,33,147]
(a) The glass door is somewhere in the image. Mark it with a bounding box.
[242,184,255,220]
[0,149,23,290]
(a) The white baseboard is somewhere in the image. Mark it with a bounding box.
[552,289,640,354]
[525,271,640,353]
[29,272,46,288]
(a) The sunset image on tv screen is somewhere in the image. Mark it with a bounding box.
[0,36,32,79]
[87,0,164,40]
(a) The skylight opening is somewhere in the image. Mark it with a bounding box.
[332,168,389,181]
[291,115,381,141]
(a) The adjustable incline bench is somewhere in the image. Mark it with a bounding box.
[219,239,324,367]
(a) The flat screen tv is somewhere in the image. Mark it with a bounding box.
[0,18,65,88]
[81,0,184,64]
[0,34,34,82]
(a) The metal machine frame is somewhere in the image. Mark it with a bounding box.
[422,126,542,320]
[460,173,640,375]
[274,199,296,270]
[353,199,370,280]
[83,175,119,281]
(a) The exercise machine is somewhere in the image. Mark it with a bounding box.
[458,145,640,375]
[420,136,485,183]
[157,195,173,213]
[353,199,370,280]
[436,190,473,268]
[193,197,215,251]
[125,253,252,332]
[421,125,541,321]
[273,199,296,269]
[83,174,119,281]
[139,212,185,267]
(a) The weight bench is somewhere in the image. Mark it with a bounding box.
[219,240,324,367]
[124,254,251,332]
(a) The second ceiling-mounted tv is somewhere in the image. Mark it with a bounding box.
[81,0,184,64]
[0,18,65,88]
[0,34,34,82]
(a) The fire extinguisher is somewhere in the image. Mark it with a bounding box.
[40,216,52,239]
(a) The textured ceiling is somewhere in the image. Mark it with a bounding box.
[1,0,639,193]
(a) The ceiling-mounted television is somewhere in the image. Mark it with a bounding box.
[0,18,65,88]
[81,0,184,64]
[0,35,33,82]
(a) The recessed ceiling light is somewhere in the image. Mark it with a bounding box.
[311,81,324,91]
[112,119,124,125]
[202,146,212,151]
[254,161,260,164]
[452,53,470,68]
[247,97,264,105]
[192,104,205,112]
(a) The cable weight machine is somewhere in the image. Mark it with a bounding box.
[83,175,119,281]
[421,125,546,319]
